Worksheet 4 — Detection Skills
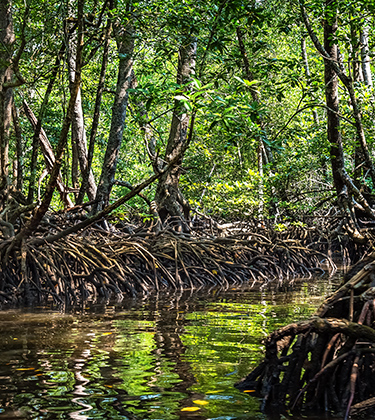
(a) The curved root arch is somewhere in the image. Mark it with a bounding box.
[0,228,331,306]
[237,252,375,418]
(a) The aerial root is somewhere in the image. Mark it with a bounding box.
[236,252,375,418]
[0,227,332,306]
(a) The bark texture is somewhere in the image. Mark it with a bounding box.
[27,44,66,203]
[300,0,375,242]
[300,0,375,188]
[67,17,97,201]
[77,16,112,204]
[12,102,23,191]
[353,24,373,190]
[11,0,85,245]
[93,13,134,213]
[323,8,345,196]
[0,0,14,189]
[23,101,74,208]
[301,35,319,124]
[153,35,197,231]
[361,24,373,88]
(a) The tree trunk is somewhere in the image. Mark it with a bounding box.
[71,137,79,194]
[322,2,366,241]
[353,23,373,190]
[350,25,367,189]
[0,0,14,190]
[153,35,197,231]
[27,44,67,203]
[12,102,23,191]
[23,101,74,208]
[360,24,372,88]
[93,10,134,213]
[301,35,319,124]
[300,0,375,188]
[349,23,363,83]
[66,14,97,201]
[128,70,163,228]
[77,15,112,205]
[323,10,345,197]
[300,0,375,241]
[129,70,158,165]
[11,0,85,246]
[257,141,264,219]
[69,78,97,200]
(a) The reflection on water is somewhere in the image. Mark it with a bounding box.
[0,279,338,419]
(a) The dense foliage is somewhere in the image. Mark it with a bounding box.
[1,0,375,232]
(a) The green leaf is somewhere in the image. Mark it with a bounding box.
[233,75,245,84]
[191,77,202,89]
[243,79,260,87]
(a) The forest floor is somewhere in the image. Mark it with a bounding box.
[0,208,369,307]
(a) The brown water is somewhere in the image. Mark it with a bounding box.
[0,279,339,420]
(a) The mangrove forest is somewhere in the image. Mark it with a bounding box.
[2,0,375,417]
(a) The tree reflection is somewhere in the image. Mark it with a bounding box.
[0,283,330,419]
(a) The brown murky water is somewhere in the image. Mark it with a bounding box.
[0,278,341,419]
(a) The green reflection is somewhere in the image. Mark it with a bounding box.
[0,280,336,420]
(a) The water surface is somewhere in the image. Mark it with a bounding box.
[0,279,338,419]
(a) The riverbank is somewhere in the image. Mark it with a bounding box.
[0,214,343,307]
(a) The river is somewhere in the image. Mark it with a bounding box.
[0,277,340,419]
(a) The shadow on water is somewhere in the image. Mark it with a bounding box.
[0,276,344,419]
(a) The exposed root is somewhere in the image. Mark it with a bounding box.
[0,215,333,306]
[236,251,375,418]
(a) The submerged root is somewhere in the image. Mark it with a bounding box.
[236,251,375,418]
